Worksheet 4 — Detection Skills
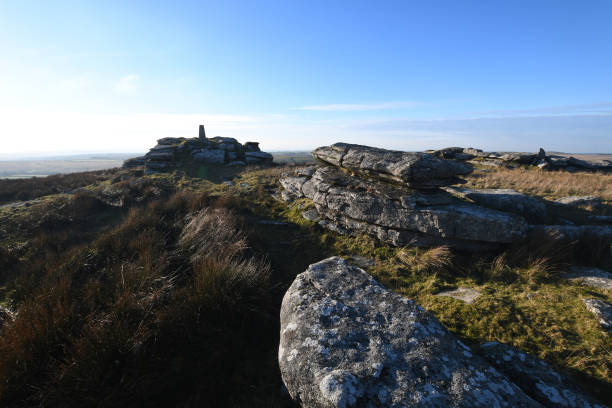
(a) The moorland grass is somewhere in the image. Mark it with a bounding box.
[0,163,610,406]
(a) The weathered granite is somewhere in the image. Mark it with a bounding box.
[122,125,274,171]
[555,196,602,209]
[312,143,473,188]
[279,257,541,407]
[478,342,605,408]
[443,186,547,219]
[563,266,612,290]
[280,166,527,249]
[582,299,612,331]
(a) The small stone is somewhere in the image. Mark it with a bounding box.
[435,287,481,304]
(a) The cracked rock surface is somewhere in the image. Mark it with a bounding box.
[312,143,472,188]
[279,257,541,407]
[280,165,527,249]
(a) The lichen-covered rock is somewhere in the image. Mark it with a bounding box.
[563,266,612,290]
[312,143,473,188]
[280,166,527,249]
[279,257,541,407]
[582,299,612,331]
[478,342,605,407]
[443,186,547,219]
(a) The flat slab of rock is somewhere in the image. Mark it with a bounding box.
[312,143,472,188]
[443,186,546,219]
[555,196,602,209]
[563,266,612,290]
[435,287,481,304]
[582,298,612,331]
[279,257,541,407]
[478,342,604,408]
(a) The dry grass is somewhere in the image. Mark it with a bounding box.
[397,246,454,275]
[464,167,612,200]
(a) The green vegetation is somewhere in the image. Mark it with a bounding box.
[0,162,610,406]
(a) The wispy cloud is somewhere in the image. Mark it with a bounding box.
[112,74,140,94]
[474,102,612,118]
[293,101,424,112]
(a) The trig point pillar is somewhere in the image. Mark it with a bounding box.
[199,124,206,140]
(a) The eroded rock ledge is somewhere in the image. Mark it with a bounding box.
[313,143,472,188]
[281,165,526,250]
[280,257,603,407]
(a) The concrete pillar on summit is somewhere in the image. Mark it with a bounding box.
[199,125,206,140]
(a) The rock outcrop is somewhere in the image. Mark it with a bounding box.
[281,144,529,250]
[313,143,472,188]
[123,125,273,172]
[280,257,546,407]
[426,146,612,172]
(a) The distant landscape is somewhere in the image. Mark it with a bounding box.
[0,151,314,179]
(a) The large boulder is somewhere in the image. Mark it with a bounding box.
[279,257,541,407]
[280,166,527,249]
[312,143,472,188]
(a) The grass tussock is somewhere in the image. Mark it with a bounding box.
[397,246,454,275]
[465,166,612,200]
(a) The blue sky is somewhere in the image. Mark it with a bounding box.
[1,0,611,155]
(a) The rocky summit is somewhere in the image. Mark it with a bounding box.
[278,257,602,407]
[123,124,273,173]
[313,143,472,188]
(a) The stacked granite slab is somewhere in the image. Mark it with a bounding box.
[426,146,612,172]
[123,126,273,172]
[279,143,549,250]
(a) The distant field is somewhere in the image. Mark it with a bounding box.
[0,154,138,179]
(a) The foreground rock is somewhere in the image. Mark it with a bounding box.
[281,165,527,249]
[478,342,605,407]
[555,196,602,209]
[279,257,541,407]
[123,124,273,173]
[313,143,472,188]
[582,299,612,331]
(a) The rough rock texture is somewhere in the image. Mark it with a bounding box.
[123,125,273,172]
[555,196,602,209]
[435,287,481,304]
[582,299,612,331]
[443,186,546,219]
[280,165,527,249]
[563,266,612,290]
[478,342,605,408]
[279,257,541,407]
[312,143,473,188]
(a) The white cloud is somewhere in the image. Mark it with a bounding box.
[112,74,140,94]
[293,101,424,112]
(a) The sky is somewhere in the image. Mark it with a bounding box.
[1,0,611,157]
